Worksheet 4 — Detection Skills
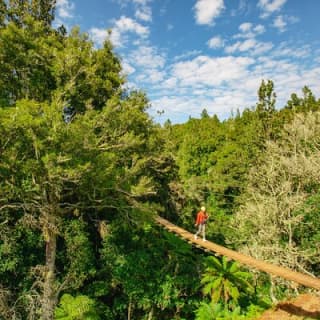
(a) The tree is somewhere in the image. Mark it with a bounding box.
[55,294,100,320]
[0,54,166,320]
[255,79,276,139]
[233,111,320,294]
[256,79,276,114]
[176,117,221,178]
[201,108,210,119]
[29,0,56,27]
[99,225,200,319]
[0,17,58,106]
[0,91,166,319]
[195,302,224,320]
[6,0,56,27]
[0,5,179,317]
[2,20,123,110]
[201,256,253,309]
[0,0,6,27]
[286,86,320,113]
[52,27,123,112]
[206,110,261,211]
[293,192,320,270]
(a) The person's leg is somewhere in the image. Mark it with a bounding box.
[202,224,206,241]
[194,224,201,239]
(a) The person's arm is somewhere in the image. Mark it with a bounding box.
[195,213,199,225]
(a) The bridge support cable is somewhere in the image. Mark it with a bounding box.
[155,216,320,291]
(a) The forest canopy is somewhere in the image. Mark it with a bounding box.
[1,1,320,319]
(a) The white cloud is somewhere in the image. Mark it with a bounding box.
[137,69,165,83]
[272,15,299,32]
[124,46,166,85]
[236,22,265,38]
[135,6,152,22]
[150,95,214,123]
[207,36,224,49]
[108,29,122,47]
[273,15,286,32]
[115,16,149,36]
[258,0,287,18]
[121,61,136,76]
[239,22,252,33]
[231,0,249,16]
[250,57,318,106]
[225,39,273,55]
[128,46,165,69]
[171,55,254,87]
[113,0,151,7]
[173,50,202,62]
[56,0,74,19]
[89,28,109,47]
[150,91,254,124]
[132,0,151,5]
[127,0,152,22]
[272,42,310,59]
[54,0,74,28]
[254,24,266,34]
[161,77,178,89]
[147,47,320,124]
[227,22,270,56]
[194,0,225,25]
[105,16,149,47]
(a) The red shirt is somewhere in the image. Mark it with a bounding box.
[195,210,208,225]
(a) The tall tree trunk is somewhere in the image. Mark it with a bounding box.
[41,224,57,320]
[127,297,132,320]
[147,306,154,320]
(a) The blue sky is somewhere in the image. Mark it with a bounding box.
[54,0,320,124]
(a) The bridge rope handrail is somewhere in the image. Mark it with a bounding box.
[155,216,320,291]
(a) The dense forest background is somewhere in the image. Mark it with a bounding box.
[1,1,320,319]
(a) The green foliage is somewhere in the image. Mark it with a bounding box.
[0,0,7,27]
[167,106,263,215]
[201,108,210,119]
[195,301,265,320]
[52,27,123,112]
[285,86,320,112]
[204,194,231,244]
[201,256,253,309]
[233,110,320,300]
[256,79,276,114]
[0,17,58,105]
[176,117,221,178]
[0,6,174,317]
[293,192,320,269]
[60,220,96,289]
[5,0,56,27]
[0,91,168,315]
[195,302,225,320]
[2,0,320,317]
[55,294,100,320]
[99,225,201,319]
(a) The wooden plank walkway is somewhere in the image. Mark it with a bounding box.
[155,216,320,291]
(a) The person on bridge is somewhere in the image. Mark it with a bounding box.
[194,206,209,241]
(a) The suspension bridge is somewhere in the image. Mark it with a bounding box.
[155,216,320,291]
